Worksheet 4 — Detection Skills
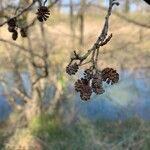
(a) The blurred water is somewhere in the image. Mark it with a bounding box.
[0,71,150,121]
[74,71,150,120]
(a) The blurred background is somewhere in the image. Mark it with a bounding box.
[0,0,150,150]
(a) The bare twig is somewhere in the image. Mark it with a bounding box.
[68,0,118,67]
[0,38,43,59]
[44,0,48,6]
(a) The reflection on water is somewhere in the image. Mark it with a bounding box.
[0,71,150,121]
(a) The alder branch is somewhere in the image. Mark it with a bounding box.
[69,0,119,67]
[44,0,48,6]
[66,0,120,101]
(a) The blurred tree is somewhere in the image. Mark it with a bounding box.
[124,0,130,13]
[79,0,86,46]
[69,0,75,48]
[57,0,62,13]
[0,0,64,136]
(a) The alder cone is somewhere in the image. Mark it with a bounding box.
[75,78,88,92]
[36,6,50,22]
[8,26,16,33]
[102,68,119,84]
[75,78,92,100]
[84,69,93,81]
[66,63,79,75]
[12,30,18,41]
[7,18,17,33]
[92,72,105,95]
[7,18,16,27]
[80,88,92,101]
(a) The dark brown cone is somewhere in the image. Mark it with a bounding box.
[80,89,92,101]
[12,30,18,41]
[75,78,88,92]
[84,69,93,81]
[75,78,92,100]
[92,71,105,95]
[66,63,79,75]
[8,26,16,32]
[37,16,43,22]
[20,28,27,37]
[102,68,119,84]
[7,18,16,27]
[36,6,50,22]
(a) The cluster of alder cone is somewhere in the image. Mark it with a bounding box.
[66,63,119,101]
[65,0,120,101]
[7,18,28,40]
[7,6,50,40]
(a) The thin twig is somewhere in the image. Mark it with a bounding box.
[0,38,43,59]
[69,0,119,67]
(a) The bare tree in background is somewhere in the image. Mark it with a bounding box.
[79,0,86,46]
[0,0,63,134]
[124,0,130,13]
[69,0,76,48]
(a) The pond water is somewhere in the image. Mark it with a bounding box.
[74,71,150,120]
[0,71,150,121]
